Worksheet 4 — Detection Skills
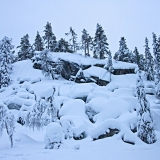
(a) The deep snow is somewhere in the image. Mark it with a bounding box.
[0,56,160,160]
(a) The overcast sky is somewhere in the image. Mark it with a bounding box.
[0,0,160,54]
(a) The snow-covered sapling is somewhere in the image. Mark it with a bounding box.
[136,70,156,144]
[45,122,63,149]
[25,98,50,130]
[0,103,15,148]
[46,88,58,122]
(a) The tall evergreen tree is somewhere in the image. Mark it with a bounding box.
[114,37,132,62]
[57,38,72,53]
[65,27,78,53]
[81,29,92,57]
[93,23,109,59]
[17,34,33,60]
[0,37,14,88]
[132,47,144,70]
[43,22,58,52]
[34,31,44,51]
[144,38,154,81]
[152,33,160,98]
[136,70,156,144]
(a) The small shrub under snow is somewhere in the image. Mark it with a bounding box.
[44,122,63,149]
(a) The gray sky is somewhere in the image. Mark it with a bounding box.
[0,0,160,54]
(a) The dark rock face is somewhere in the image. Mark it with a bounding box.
[113,69,135,75]
[8,103,21,110]
[93,128,120,141]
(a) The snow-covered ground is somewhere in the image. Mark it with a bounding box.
[0,58,160,160]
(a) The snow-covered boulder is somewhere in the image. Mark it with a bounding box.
[86,97,109,122]
[59,99,86,118]
[93,98,131,124]
[69,83,96,101]
[45,122,63,149]
[60,116,87,140]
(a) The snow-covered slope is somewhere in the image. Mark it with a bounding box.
[0,59,160,160]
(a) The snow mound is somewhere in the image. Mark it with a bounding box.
[90,119,121,139]
[86,97,109,121]
[83,66,110,82]
[69,83,96,99]
[93,98,131,124]
[59,99,86,118]
[86,88,110,103]
[60,116,87,139]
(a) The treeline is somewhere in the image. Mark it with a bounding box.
[0,22,160,98]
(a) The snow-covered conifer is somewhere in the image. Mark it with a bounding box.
[81,29,92,57]
[136,70,156,144]
[43,22,58,52]
[17,34,33,60]
[0,103,15,148]
[40,49,55,79]
[57,38,72,53]
[114,37,132,62]
[144,38,154,81]
[34,31,44,51]
[65,27,78,53]
[93,23,109,59]
[132,47,144,70]
[152,33,160,98]
[0,37,14,88]
[104,50,114,82]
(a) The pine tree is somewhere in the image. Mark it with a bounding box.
[43,22,58,52]
[0,37,14,88]
[104,50,114,82]
[40,49,55,79]
[81,29,92,57]
[17,34,33,60]
[57,38,72,53]
[136,70,156,144]
[114,37,132,62]
[152,33,160,98]
[34,31,44,51]
[144,38,154,81]
[0,103,15,148]
[93,23,109,59]
[65,27,78,53]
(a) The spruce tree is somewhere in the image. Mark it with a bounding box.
[152,33,160,98]
[0,37,14,88]
[17,34,33,60]
[114,37,132,62]
[65,27,78,53]
[144,38,154,81]
[81,29,92,57]
[43,22,58,52]
[132,47,144,70]
[57,38,72,53]
[34,31,44,51]
[93,23,109,59]
[136,70,156,144]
